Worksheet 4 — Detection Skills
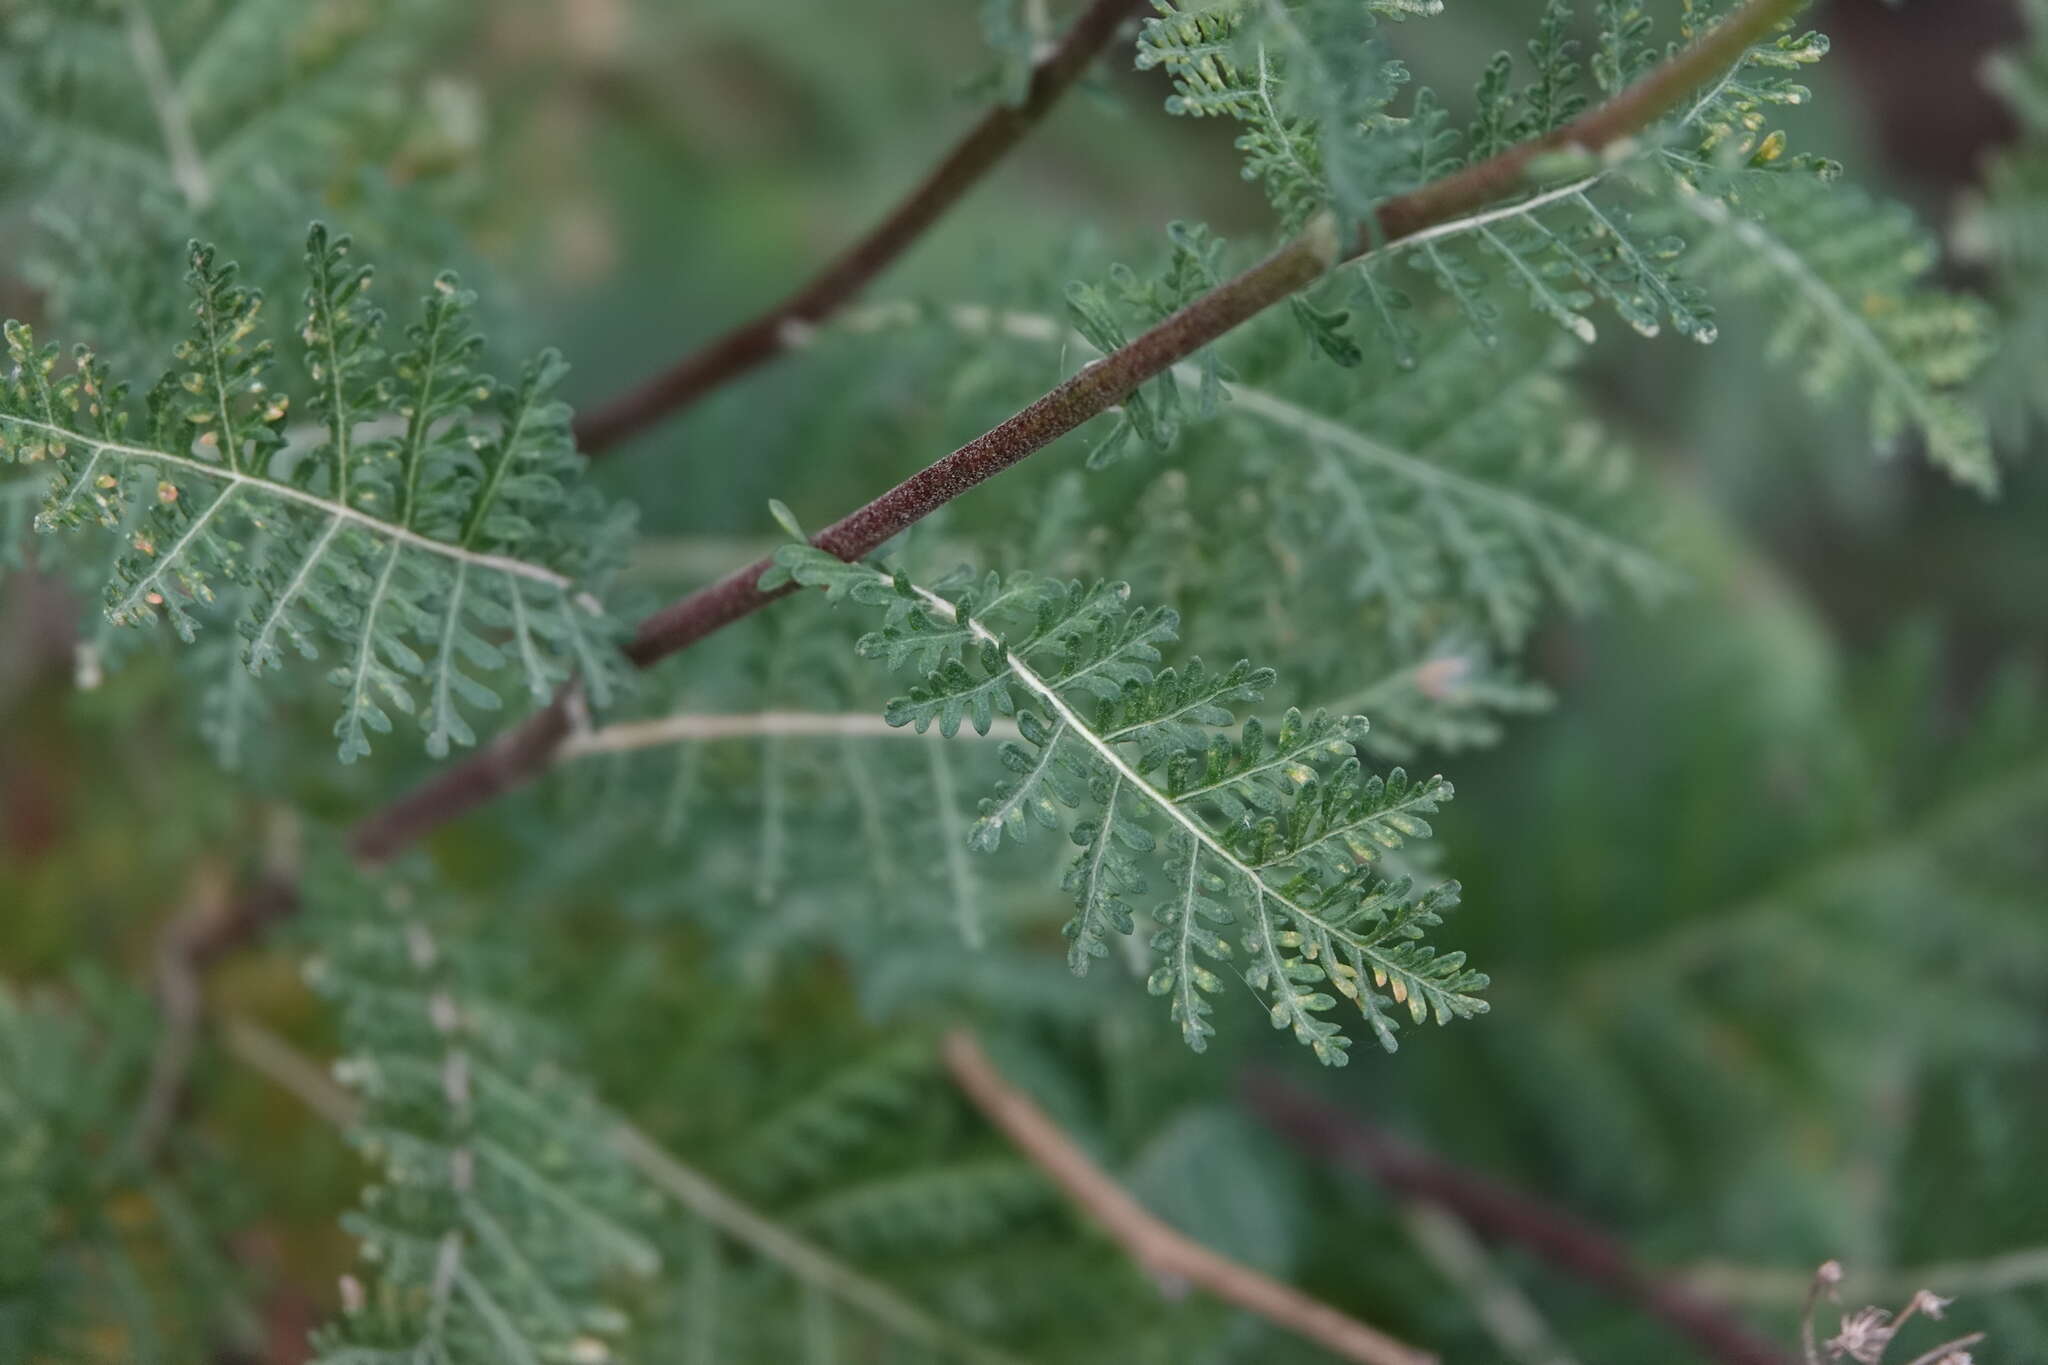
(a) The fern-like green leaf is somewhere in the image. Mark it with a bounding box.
[0,0,467,372]
[956,295,1676,646]
[1974,0,2048,440]
[306,867,657,1364]
[977,0,1043,107]
[0,982,245,1361]
[1132,1,1997,490]
[0,227,625,761]
[1674,175,2000,493]
[1136,0,1426,233]
[767,546,1486,1065]
[1267,327,1676,645]
[794,1158,1055,1257]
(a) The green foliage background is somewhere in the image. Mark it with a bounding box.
[1,1,2044,1362]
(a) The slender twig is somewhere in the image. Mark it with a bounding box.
[219,1014,359,1126]
[944,1030,1436,1365]
[1573,751,2048,990]
[1900,1334,1986,1365]
[0,419,587,593]
[1398,1203,1582,1365]
[223,1012,1027,1365]
[609,1123,1028,1365]
[132,861,233,1162]
[1246,1075,1793,1365]
[558,709,1021,759]
[572,0,1151,454]
[131,810,302,1162]
[122,0,211,211]
[1801,1261,1841,1365]
[1686,1247,2048,1308]
[351,0,1809,861]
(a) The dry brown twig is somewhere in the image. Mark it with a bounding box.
[943,1029,1437,1365]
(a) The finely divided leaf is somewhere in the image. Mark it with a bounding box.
[0,227,626,762]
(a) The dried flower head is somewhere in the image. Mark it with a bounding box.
[1801,1262,1985,1365]
[1825,1306,1897,1364]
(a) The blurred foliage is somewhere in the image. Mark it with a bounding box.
[1,0,2044,1362]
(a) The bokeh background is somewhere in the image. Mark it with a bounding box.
[2,1,2044,1361]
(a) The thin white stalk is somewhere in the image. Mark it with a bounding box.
[557,709,1021,759]
[221,1014,358,1125]
[1164,834,1209,1047]
[340,541,403,748]
[249,513,344,665]
[1899,1336,1987,1365]
[111,483,238,620]
[122,0,212,210]
[1387,174,1607,253]
[925,740,986,948]
[609,1126,1030,1365]
[1686,1248,2048,1308]
[1400,1204,1582,1365]
[2,417,582,591]
[895,574,1442,993]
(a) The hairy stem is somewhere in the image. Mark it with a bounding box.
[350,0,1809,862]
[572,0,1150,454]
[945,1031,1436,1365]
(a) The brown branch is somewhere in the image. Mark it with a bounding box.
[349,0,1810,862]
[571,0,1151,455]
[351,683,581,861]
[944,1030,1436,1365]
[1244,1074,1792,1365]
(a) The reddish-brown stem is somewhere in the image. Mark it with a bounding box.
[572,0,1151,455]
[1245,1075,1793,1365]
[622,230,1331,660]
[349,0,1809,862]
[353,683,581,861]
[351,236,1325,860]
